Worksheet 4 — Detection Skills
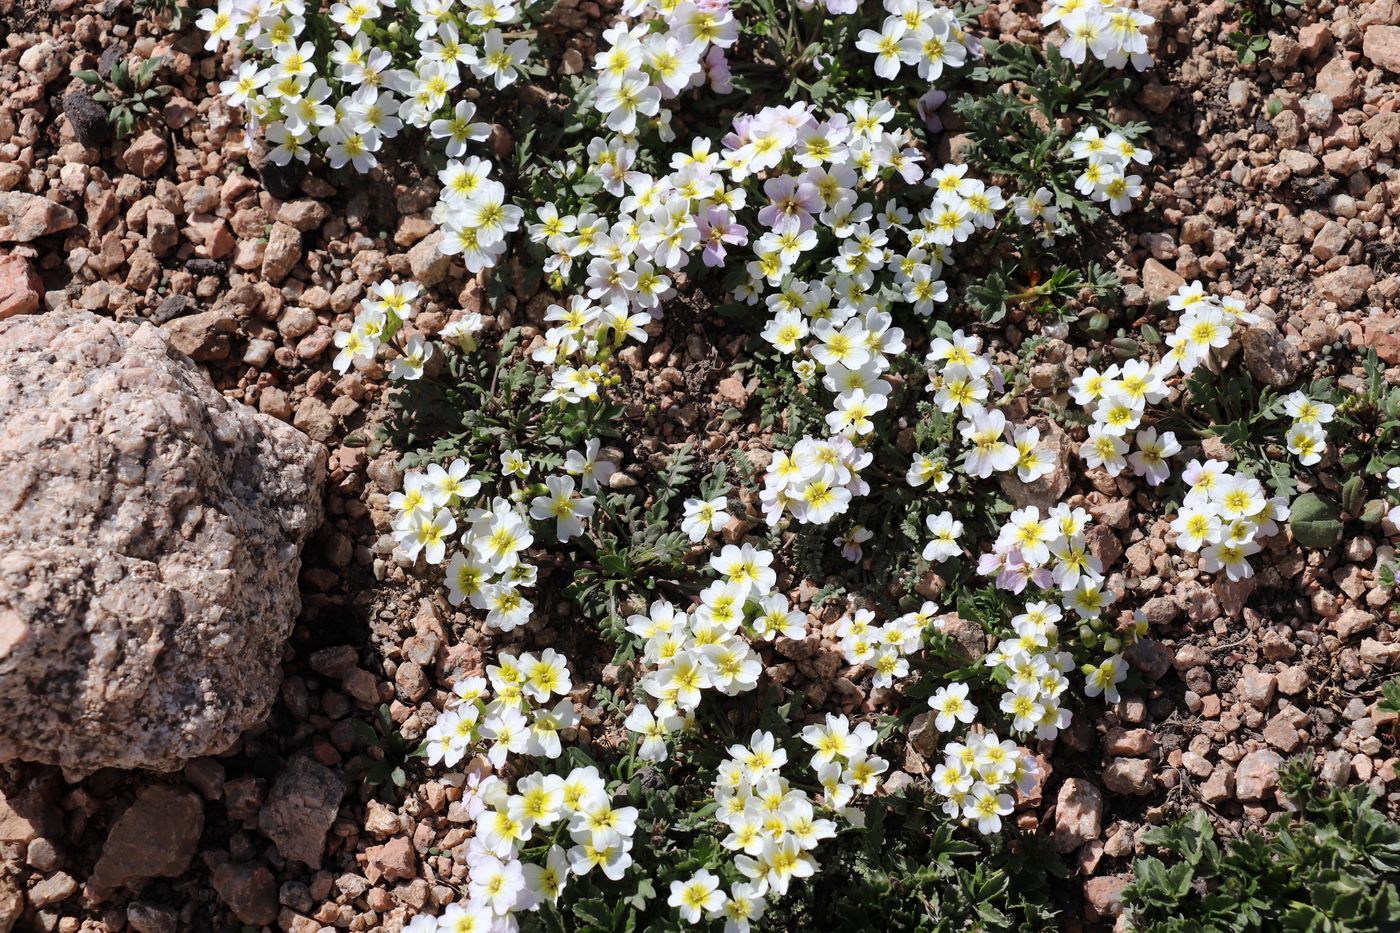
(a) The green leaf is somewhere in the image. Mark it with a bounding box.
[75,69,101,85]
[1342,476,1366,518]
[1290,493,1344,548]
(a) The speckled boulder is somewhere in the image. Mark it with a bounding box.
[0,311,325,774]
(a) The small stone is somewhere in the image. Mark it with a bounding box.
[126,902,178,933]
[1053,778,1103,853]
[1104,727,1155,756]
[1311,220,1350,261]
[0,255,42,319]
[212,862,279,926]
[1315,56,1360,107]
[1279,148,1320,176]
[261,222,303,284]
[18,42,64,85]
[408,231,451,287]
[367,836,416,882]
[1142,258,1186,302]
[1241,324,1302,387]
[1318,266,1374,309]
[1360,637,1400,667]
[1335,607,1376,640]
[1084,876,1128,921]
[151,293,194,324]
[185,758,226,800]
[258,756,346,868]
[1299,22,1332,58]
[1240,667,1277,709]
[1201,764,1234,803]
[123,132,169,178]
[276,200,330,233]
[278,307,318,340]
[1276,666,1310,696]
[27,872,76,908]
[0,788,50,846]
[1227,79,1249,111]
[1364,24,1400,72]
[1264,710,1304,753]
[162,310,237,362]
[63,92,112,148]
[0,192,79,243]
[715,375,749,407]
[91,786,204,889]
[1235,749,1284,801]
[1125,638,1173,680]
[1103,758,1155,795]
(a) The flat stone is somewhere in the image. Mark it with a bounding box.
[1053,778,1102,853]
[1103,758,1155,795]
[258,756,345,868]
[123,132,168,178]
[1241,323,1302,386]
[161,309,237,362]
[91,785,203,889]
[1142,258,1186,302]
[0,255,41,319]
[0,192,78,243]
[1084,875,1128,921]
[1364,24,1400,72]
[1315,56,1360,107]
[211,862,279,926]
[1235,749,1284,801]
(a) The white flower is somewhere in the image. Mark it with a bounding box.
[928,682,977,732]
[669,870,725,924]
[922,510,963,562]
[471,29,530,89]
[681,495,729,542]
[1285,421,1326,466]
[529,474,595,543]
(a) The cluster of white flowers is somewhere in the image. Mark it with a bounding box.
[929,730,1037,834]
[667,711,895,929]
[759,435,872,526]
[432,153,526,274]
[390,456,478,565]
[922,329,1059,485]
[405,762,646,930]
[1157,280,1256,376]
[980,602,1076,739]
[1067,126,1150,216]
[1071,365,1177,484]
[1281,391,1335,466]
[626,545,781,729]
[1169,460,1289,581]
[425,649,576,769]
[677,731,825,926]
[390,441,615,631]
[334,279,428,377]
[1042,0,1154,71]
[973,499,1143,732]
[855,0,972,81]
[409,648,620,930]
[199,0,531,177]
[591,1,737,137]
[833,602,939,690]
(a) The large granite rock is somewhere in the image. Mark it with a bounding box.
[0,312,325,774]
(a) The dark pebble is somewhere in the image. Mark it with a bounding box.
[151,293,194,324]
[63,91,112,149]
